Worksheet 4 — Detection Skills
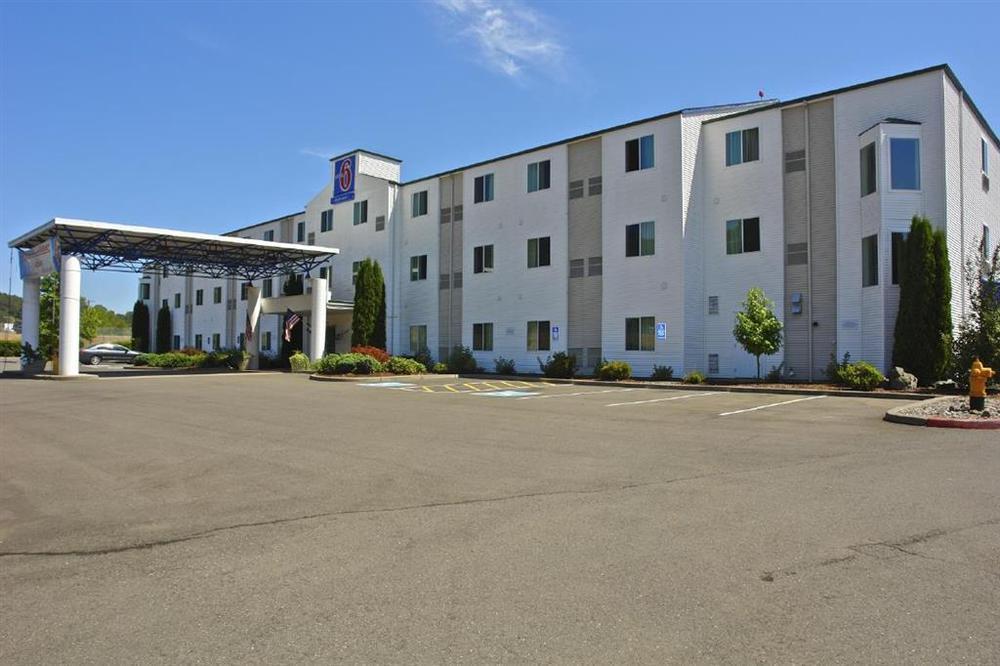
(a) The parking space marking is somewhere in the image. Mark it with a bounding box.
[605,392,719,407]
[474,390,541,398]
[359,382,415,388]
[517,387,636,400]
[718,394,827,416]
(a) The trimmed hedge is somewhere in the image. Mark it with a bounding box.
[133,348,247,369]
[385,356,427,375]
[314,353,427,376]
[0,340,21,357]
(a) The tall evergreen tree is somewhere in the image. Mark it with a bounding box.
[155,304,172,352]
[351,259,377,347]
[893,216,952,384]
[131,300,150,352]
[373,262,387,350]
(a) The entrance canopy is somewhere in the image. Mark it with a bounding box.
[8,218,339,280]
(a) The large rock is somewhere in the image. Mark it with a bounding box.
[888,366,918,390]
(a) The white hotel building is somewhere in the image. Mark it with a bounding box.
[142,64,998,379]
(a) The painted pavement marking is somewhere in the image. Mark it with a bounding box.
[718,394,827,417]
[605,392,720,407]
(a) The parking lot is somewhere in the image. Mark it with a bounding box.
[1,372,998,664]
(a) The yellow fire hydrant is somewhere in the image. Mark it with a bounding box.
[969,358,995,411]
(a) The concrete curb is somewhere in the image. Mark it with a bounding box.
[460,374,933,400]
[309,373,459,383]
[884,396,1000,429]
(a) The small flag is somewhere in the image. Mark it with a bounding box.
[283,308,302,342]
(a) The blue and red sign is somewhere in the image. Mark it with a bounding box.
[332,155,356,204]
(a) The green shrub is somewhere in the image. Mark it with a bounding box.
[289,351,312,373]
[313,354,340,375]
[826,353,886,390]
[386,356,427,375]
[538,352,577,378]
[258,352,280,370]
[413,348,434,370]
[351,345,390,363]
[432,362,448,374]
[445,346,478,373]
[650,364,674,381]
[494,357,516,375]
[683,370,706,384]
[133,353,150,366]
[597,360,631,381]
[316,352,384,375]
[0,340,21,357]
[141,352,203,368]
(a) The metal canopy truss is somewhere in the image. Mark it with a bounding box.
[8,218,339,281]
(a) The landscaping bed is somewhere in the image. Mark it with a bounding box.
[885,395,1000,429]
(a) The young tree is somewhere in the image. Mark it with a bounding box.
[131,300,150,352]
[893,216,952,384]
[155,303,172,352]
[351,259,377,347]
[733,287,783,380]
[953,234,1000,384]
[37,272,98,356]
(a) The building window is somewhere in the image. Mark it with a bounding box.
[262,331,272,351]
[410,255,428,281]
[982,138,989,175]
[238,333,245,349]
[473,323,494,351]
[527,236,551,268]
[172,335,180,350]
[527,320,551,351]
[409,325,427,353]
[625,221,655,257]
[140,283,150,300]
[891,232,908,285]
[527,160,551,192]
[241,283,249,301]
[213,286,222,304]
[263,230,274,242]
[890,138,920,190]
[474,174,494,203]
[726,127,759,166]
[212,333,220,349]
[174,293,181,308]
[708,353,719,374]
[725,217,761,255]
[474,244,494,273]
[860,142,877,196]
[708,296,719,315]
[352,261,361,285]
[353,201,368,225]
[195,334,203,349]
[195,289,204,306]
[412,190,428,217]
[262,279,273,298]
[625,134,654,172]
[862,234,879,287]
[983,225,991,260]
[320,209,333,232]
[625,316,655,351]
[296,222,305,242]
[162,298,168,309]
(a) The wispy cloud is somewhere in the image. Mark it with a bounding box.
[299,147,340,160]
[433,0,566,79]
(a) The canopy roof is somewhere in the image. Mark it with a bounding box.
[8,218,339,280]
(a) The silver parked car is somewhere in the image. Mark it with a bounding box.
[79,343,141,366]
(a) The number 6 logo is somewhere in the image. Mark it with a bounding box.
[339,158,353,191]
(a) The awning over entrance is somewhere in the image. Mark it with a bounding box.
[8,218,339,280]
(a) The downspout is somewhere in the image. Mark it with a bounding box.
[389,182,398,354]
[805,103,814,381]
[958,90,966,322]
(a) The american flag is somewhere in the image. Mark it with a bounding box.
[244,311,253,347]
[283,308,301,342]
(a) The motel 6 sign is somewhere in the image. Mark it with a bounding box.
[332,155,356,204]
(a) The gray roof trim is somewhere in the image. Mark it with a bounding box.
[328,148,403,164]
[225,211,306,237]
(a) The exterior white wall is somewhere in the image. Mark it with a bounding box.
[396,178,440,356]
[462,146,569,373]
[600,116,683,378]
[699,108,785,378]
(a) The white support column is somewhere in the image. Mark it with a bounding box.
[309,277,327,361]
[58,255,81,377]
[246,285,262,369]
[21,276,41,353]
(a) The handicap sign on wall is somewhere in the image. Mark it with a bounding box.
[656,322,667,340]
[331,155,356,204]
[551,325,560,341]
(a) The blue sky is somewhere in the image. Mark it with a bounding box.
[1,0,997,314]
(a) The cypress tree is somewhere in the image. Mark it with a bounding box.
[155,303,172,352]
[351,258,377,347]
[930,228,953,380]
[130,300,150,352]
[373,261,387,350]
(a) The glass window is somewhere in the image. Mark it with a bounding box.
[172,335,180,350]
[626,316,655,351]
[474,174,494,203]
[625,138,639,172]
[320,209,333,232]
[263,230,274,242]
[213,286,222,304]
[726,218,759,254]
[726,131,742,166]
[742,128,759,163]
[296,221,305,242]
[860,142,877,196]
[625,222,655,257]
[983,225,991,260]
[474,244,494,273]
[195,289,203,306]
[639,135,655,169]
[726,220,743,254]
[862,234,879,287]
[241,283,249,301]
[212,334,220,349]
[262,279,273,298]
[890,138,920,190]
[527,160,551,192]
[891,232,908,285]
[195,334,203,350]
[409,325,427,353]
[982,138,989,175]
[626,135,654,172]
[527,320,551,351]
[140,283,150,300]
[174,293,181,308]
[353,200,368,225]
[412,191,428,217]
[726,128,759,166]
[410,255,427,281]
[473,323,493,351]
[527,237,551,268]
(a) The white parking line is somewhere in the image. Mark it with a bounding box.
[718,394,827,416]
[605,392,719,407]
[516,387,636,400]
